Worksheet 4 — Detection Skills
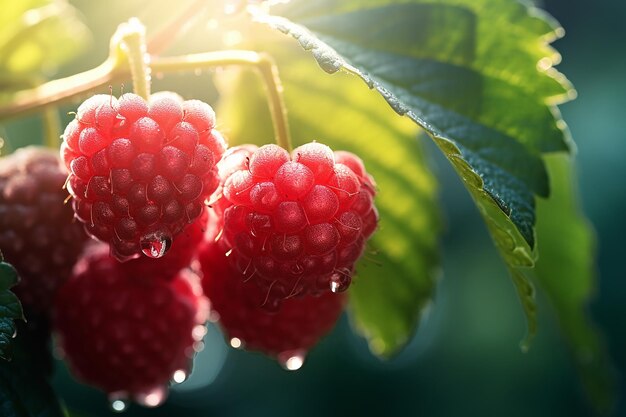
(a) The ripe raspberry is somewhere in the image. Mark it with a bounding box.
[198,236,345,367]
[54,244,208,403]
[0,146,87,312]
[61,92,226,261]
[215,142,378,304]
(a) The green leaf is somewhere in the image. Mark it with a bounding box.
[0,0,90,104]
[0,323,64,417]
[216,41,441,357]
[533,154,616,412]
[254,0,575,345]
[0,253,23,361]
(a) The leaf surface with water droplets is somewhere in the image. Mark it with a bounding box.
[256,0,575,349]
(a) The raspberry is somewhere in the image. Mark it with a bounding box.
[0,146,87,312]
[54,244,208,404]
[198,236,345,367]
[215,142,378,304]
[61,92,226,261]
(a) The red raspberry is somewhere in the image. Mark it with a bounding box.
[54,244,208,405]
[215,142,378,304]
[61,92,226,261]
[0,146,87,312]
[198,235,345,368]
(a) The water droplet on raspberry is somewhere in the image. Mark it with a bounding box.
[171,369,188,384]
[277,350,306,371]
[230,337,244,349]
[135,386,168,408]
[108,393,129,413]
[140,232,172,258]
[329,271,351,293]
[192,324,208,341]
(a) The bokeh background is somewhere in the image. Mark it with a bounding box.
[2,0,625,416]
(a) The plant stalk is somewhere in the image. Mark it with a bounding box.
[117,19,151,100]
[0,50,291,152]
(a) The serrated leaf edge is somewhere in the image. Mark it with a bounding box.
[251,8,543,250]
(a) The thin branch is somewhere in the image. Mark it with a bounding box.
[118,19,151,100]
[0,59,119,120]
[0,50,292,151]
[256,53,292,151]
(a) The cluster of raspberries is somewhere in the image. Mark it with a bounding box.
[0,92,378,405]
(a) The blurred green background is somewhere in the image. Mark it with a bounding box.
[2,0,625,416]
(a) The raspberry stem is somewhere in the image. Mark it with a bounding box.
[116,19,151,101]
[258,54,292,152]
[155,51,292,151]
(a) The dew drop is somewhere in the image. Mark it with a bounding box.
[278,350,306,371]
[193,340,205,352]
[223,0,241,15]
[135,386,167,408]
[223,30,243,46]
[206,19,219,30]
[329,271,351,293]
[108,393,129,413]
[172,369,188,384]
[140,232,172,258]
[229,337,243,349]
[192,324,208,341]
